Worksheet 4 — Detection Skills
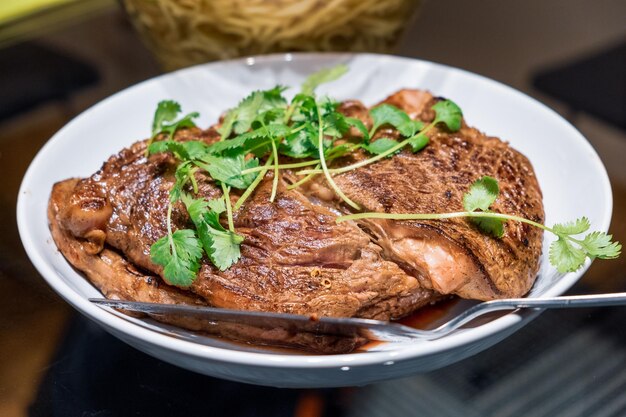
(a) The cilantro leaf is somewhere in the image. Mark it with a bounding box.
[218,87,288,139]
[280,125,317,158]
[433,99,463,132]
[152,100,181,137]
[408,134,429,152]
[398,120,425,138]
[581,231,622,259]
[473,217,505,238]
[369,104,425,139]
[196,154,259,189]
[170,162,196,203]
[346,117,369,141]
[463,176,500,211]
[552,217,590,235]
[300,64,348,95]
[183,196,244,271]
[159,112,199,139]
[148,100,199,157]
[463,176,505,238]
[363,138,399,156]
[148,140,209,161]
[370,104,411,135]
[549,237,587,273]
[462,178,620,271]
[207,197,226,214]
[548,217,621,272]
[208,124,290,156]
[323,111,350,138]
[150,229,203,287]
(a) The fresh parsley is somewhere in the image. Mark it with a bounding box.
[150,229,203,287]
[362,138,401,156]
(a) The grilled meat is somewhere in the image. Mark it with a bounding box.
[48,89,544,352]
[334,91,544,299]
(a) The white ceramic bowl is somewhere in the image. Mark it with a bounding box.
[17,53,612,388]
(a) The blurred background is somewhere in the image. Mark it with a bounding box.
[0,0,625,416]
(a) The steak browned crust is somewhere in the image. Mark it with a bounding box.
[48,89,544,352]
[333,91,544,299]
[49,179,367,353]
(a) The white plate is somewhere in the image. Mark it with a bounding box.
[17,53,612,388]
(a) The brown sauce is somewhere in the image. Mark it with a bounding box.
[167,297,502,355]
[397,297,479,330]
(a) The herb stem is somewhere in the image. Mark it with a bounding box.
[336,210,550,232]
[189,167,199,194]
[165,201,177,261]
[287,164,320,190]
[234,154,274,211]
[298,122,435,176]
[283,99,300,125]
[242,158,319,174]
[270,138,280,202]
[221,183,235,232]
[245,140,272,155]
[316,102,360,210]
[289,124,307,135]
[145,135,157,158]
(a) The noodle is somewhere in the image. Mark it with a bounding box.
[121,0,420,70]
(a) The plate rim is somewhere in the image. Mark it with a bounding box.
[17,52,613,369]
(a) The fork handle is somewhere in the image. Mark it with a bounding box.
[487,292,626,310]
[421,292,626,340]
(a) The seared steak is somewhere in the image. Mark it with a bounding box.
[48,89,544,352]
[50,179,367,353]
[334,91,544,299]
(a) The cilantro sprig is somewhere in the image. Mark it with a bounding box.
[218,86,288,140]
[183,195,244,271]
[146,100,199,155]
[150,203,203,287]
[337,176,621,273]
[146,65,620,285]
[297,99,462,176]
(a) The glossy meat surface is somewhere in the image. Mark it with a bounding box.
[48,89,544,352]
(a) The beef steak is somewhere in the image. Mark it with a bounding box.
[48,89,544,352]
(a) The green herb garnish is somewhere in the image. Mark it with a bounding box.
[218,86,288,140]
[298,98,461,176]
[369,104,424,138]
[463,176,504,238]
[150,204,203,287]
[300,64,348,96]
[147,66,620,284]
[183,194,244,271]
[337,176,621,273]
[146,100,199,155]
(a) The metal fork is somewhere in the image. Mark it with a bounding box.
[90,292,626,343]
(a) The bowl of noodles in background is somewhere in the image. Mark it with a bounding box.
[120,0,422,71]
